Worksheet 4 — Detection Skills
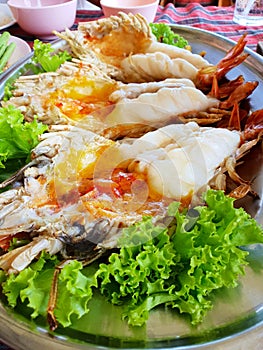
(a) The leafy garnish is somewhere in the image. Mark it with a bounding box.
[2,252,97,327]
[0,105,47,168]
[1,190,263,329]
[31,39,72,73]
[2,65,33,101]
[150,23,189,48]
[3,80,16,101]
[96,189,263,326]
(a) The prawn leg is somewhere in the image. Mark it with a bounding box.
[196,34,249,91]
[47,260,71,332]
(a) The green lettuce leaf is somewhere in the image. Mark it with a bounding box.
[2,252,58,311]
[200,189,263,246]
[0,105,47,168]
[31,39,72,73]
[96,217,179,325]
[1,253,97,327]
[54,260,97,327]
[150,23,188,48]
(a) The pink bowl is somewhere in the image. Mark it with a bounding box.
[100,0,159,22]
[7,0,77,39]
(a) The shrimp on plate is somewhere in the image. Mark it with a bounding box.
[2,70,222,137]
[1,12,257,139]
[0,110,262,275]
[54,12,210,82]
[55,13,249,92]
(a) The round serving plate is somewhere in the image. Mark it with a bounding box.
[0,25,262,350]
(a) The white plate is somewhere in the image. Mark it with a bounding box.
[0,3,16,30]
[7,36,31,68]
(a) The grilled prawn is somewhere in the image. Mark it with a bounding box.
[3,71,222,138]
[54,12,210,82]
[0,111,262,275]
[54,12,249,94]
[2,13,257,139]
[2,60,121,128]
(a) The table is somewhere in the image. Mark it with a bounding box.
[0,2,263,350]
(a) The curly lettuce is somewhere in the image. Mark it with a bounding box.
[1,190,262,329]
[1,252,97,328]
[0,105,47,169]
[31,39,72,73]
[97,190,263,326]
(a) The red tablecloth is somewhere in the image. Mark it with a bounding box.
[0,2,263,350]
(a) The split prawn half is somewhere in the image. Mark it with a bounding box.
[54,12,210,82]
[1,60,122,128]
[3,71,222,137]
[55,12,251,94]
[3,13,258,139]
[2,69,257,141]
[0,111,262,273]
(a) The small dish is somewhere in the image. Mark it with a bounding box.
[0,3,16,30]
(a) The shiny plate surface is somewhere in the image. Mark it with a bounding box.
[0,25,262,350]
